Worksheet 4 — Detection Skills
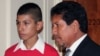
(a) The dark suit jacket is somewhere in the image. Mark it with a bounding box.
[73,36,100,56]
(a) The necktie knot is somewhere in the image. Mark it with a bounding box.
[65,49,70,56]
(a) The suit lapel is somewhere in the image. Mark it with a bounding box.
[72,36,91,56]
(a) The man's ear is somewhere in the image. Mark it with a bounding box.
[36,21,43,33]
[71,20,80,33]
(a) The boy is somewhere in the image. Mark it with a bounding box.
[5,3,59,56]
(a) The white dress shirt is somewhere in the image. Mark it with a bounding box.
[14,37,45,54]
[66,34,87,56]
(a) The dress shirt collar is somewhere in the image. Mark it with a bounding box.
[14,37,45,54]
[66,34,87,56]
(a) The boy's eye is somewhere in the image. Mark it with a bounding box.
[24,21,30,25]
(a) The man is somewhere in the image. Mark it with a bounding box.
[51,1,100,56]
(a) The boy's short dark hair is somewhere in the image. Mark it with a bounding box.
[17,3,42,22]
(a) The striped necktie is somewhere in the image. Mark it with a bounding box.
[65,49,70,56]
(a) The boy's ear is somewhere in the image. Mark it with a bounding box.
[36,21,43,33]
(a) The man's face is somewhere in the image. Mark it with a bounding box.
[51,15,75,48]
[16,14,42,41]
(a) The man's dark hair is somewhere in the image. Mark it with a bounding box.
[51,1,88,33]
[17,3,42,22]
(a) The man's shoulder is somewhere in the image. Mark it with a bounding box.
[73,36,100,56]
[82,36,100,49]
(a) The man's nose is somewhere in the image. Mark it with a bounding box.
[52,27,57,35]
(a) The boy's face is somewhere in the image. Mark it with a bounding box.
[16,14,42,40]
